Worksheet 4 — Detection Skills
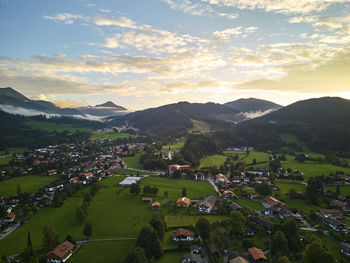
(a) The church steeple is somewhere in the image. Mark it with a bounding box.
[168,144,172,160]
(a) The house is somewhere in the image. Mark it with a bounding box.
[229,256,249,263]
[177,197,191,207]
[70,177,79,184]
[183,253,202,263]
[169,164,190,174]
[319,209,342,217]
[229,202,241,210]
[317,213,348,232]
[224,190,235,197]
[142,197,152,204]
[248,247,267,262]
[341,244,350,258]
[330,200,349,211]
[47,169,57,176]
[46,241,74,263]
[198,195,217,213]
[4,213,16,223]
[262,196,285,208]
[244,227,255,237]
[252,217,272,234]
[195,173,205,180]
[152,202,160,210]
[172,228,194,241]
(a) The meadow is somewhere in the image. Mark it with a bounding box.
[199,154,227,168]
[165,215,229,228]
[0,156,13,165]
[161,140,185,150]
[0,174,59,197]
[91,131,135,140]
[69,240,135,263]
[123,153,144,170]
[243,151,270,164]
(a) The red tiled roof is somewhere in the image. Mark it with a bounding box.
[248,247,267,261]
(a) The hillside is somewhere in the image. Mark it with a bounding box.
[224,98,282,113]
[0,87,83,116]
[108,101,240,136]
[95,101,126,110]
[234,97,350,155]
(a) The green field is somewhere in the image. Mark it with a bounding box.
[155,251,186,263]
[0,148,28,155]
[0,175,59,197]
[162,140,185,150]
[243,151,270,164]
[187,119,211,134]
[165,215,229,228]
[69,240,135,263]
[0,176,215,258]
[91,131,136,140]
[235,197,262,211]
[0,156,13,165]
[141,177,215,199]
[123,153,143,170]
[324,185,350,195]
[199,154,227,168]
[110,169,155,176]
[0,195,84,257]
[281,161,350,180]
[24,121,91,133]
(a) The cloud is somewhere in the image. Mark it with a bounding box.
[99,8,112,13]
[234,48,350,93]
[93,15,137,28]
[213,26,257,41]
[0,104,62,117]
[163,0,238,19]
[200,0,348,15]
[239,108,277,119]
[52,98,88,108]
[43,13,89,24]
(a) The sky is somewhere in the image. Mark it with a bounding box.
[0,0,350,110]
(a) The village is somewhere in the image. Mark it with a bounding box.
[0,140,350,263]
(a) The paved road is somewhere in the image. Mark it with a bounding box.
[0,221,20,240]
[207,178,221,196]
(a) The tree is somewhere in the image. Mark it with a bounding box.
[281,219,300,253]
[164,191,168,197]
[150,215,166,240]
[277,256,290,263]
[306,177,323,205]
[27,231,33,255]
[124,247,147,263]
[252,158,257,165]
[255,183,272,196]
[43,224,59,250]
[336,185,340,196]
[83,222,92,239]
[130,183,141,196]
[90,184,100,197]
[196,218,211,240]
[76,207,87,224]
[136,226,163,259]
[83,192,92,203]
[65,235,74,243]
[182,188,187,197]
[17,184,21,194]
[303,240,335,263]
[231,211,245,236]
[272,231,289,258]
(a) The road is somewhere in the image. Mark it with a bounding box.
[207,178,221,196]
[0,221,20,240]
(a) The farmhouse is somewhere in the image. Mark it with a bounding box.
[119,177,142,186]
[172,228,194,241]
[142,197,152,203]
[169,164,190,174]
[177,197,191,207]
[229,256,249,263]
[46,241,74,263]
[47,169,57,175]
[248,247,267,262]
[262,196,285,208]
[152,202,160,209]
[317,213,348,232]
[198,195,217,213]
[183,253,202,263]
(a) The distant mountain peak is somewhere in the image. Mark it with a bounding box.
[0,87,29,101]
[95,101,126,110]
[224,97,282,113]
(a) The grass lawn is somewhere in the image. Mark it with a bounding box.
[0,156,13,165]
[0,196,84,257]
[243,151,270,164]
[324,185,350,195]
[0,147,28,154]
[281,161,350,180]
[187,119,211,134]
[275,182,306,198]
[141,177,215,199]
[199,154,227,168]
[162,140,185,150]
[155,251,186,263]
[235,198,262,211]
[69,240,135,263]
[165,215,229,228]
[91,131,135,140]
[0,175,59,197]
[123,153,143,170]
[24,121,91,133]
